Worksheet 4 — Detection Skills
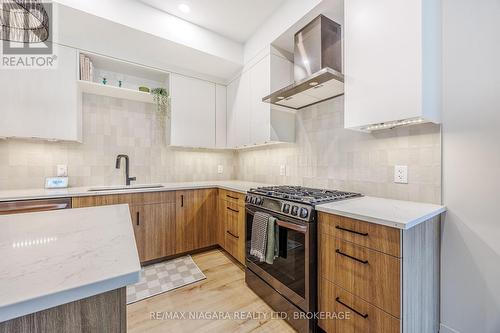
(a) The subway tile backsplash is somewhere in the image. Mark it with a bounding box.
[235,97,442,204]
[0,94,235,189]
[0,95,441,204]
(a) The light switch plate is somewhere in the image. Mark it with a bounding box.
[217,165,223,174]
[394,165,408,184]
[57,164,68,177]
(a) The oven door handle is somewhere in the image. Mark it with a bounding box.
[276,220,307,234]
[246,207,308,234]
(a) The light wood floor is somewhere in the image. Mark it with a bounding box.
[127,249,296,333]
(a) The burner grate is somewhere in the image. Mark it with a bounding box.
[249,186,361,205]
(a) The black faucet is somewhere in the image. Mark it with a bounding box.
[115,154,136,186]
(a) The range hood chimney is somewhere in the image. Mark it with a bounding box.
[263,15,344,110]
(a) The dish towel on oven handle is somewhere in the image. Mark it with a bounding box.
[250,211,270,262]
[265,216,278,264]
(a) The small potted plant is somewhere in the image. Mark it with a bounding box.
[150,88,170,118]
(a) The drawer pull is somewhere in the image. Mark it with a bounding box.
[136,211,140,226]
[227,230,239,239]
[226,194,239,200]
[335,225,368,236]
[335,249,369,264]
[227,207,239,213]
[335,297,368,319]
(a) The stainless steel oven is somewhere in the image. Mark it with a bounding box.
[245,203,316,333]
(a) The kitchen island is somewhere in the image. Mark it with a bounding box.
[0,204,140,332]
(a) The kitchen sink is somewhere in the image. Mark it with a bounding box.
[87,184,164,192]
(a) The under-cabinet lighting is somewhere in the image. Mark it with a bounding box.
[361,118,425,131]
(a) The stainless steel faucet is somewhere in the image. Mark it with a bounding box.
[115,154,136,186]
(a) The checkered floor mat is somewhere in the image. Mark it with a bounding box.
[126,255,206,304]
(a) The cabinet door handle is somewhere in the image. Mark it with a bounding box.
[226,194,239,200]
[227,230,239,239]
[181,195,184,207]
[335,225,368,236]
[335,297,368,319]
[227,207,239,213]
[136,211,140,226]
[335,249,368,264]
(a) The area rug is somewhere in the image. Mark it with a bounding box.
[126,255,206,304]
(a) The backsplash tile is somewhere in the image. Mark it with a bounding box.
[0,95,441,205]
[235,97,442,204]
[0,94,235,190]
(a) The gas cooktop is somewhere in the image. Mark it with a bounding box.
[248,186,361,206]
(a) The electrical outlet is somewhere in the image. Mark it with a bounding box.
[57,164,68,177]
[217,165,223,174]
[280,164,287,176]
[394,165,408,184]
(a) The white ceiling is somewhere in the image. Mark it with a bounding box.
[138,0,287,43]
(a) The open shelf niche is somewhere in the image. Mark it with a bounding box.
[77,51,170,104]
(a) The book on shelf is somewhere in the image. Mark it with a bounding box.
[79,54,93,82]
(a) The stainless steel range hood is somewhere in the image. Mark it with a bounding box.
[263,15,344,110]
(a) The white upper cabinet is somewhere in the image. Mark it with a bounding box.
[170,74,216,148]
[227,72,250,148]
[215,84,227,148]
[344,0,441,131]
[0,45,81,141]
[227,47,295,148]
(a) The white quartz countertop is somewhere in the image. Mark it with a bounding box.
[0,204,141,322]
[0,180,268,202]
[316,196,446,229]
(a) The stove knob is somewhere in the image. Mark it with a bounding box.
[282,204,290,214]
[291,206,299,216]
[300,208,309,218]
[245,196,250,203]
[250,197,256,204]
[255,197,261,205]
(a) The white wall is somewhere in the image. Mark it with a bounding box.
[53,1,243,83]
[441,0,500,332]
[243,0,322,63]
[53,0,243,65]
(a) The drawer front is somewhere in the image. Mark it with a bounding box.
[319,277,400,333]
[319,212,401,257]
[320,234,401,318]
[219,189,245,206]
[225,231,244,263]
[72,191,176,207]
[225,202,242,238]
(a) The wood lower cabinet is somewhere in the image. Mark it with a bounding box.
[320,234,401,318]
[72,192,176,263]
[129,203,176,262]
[72,188,245,264]
[0,288,126,333]
[319,278,400,333]
[318,212,441,333]
[175,189,218,253]
[219,190,246,264]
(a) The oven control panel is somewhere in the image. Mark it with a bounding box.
[245,194,313,222]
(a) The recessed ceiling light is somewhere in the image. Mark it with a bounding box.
[277,96,284,100]
[178,3,190,13]
[309,81,319,86]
